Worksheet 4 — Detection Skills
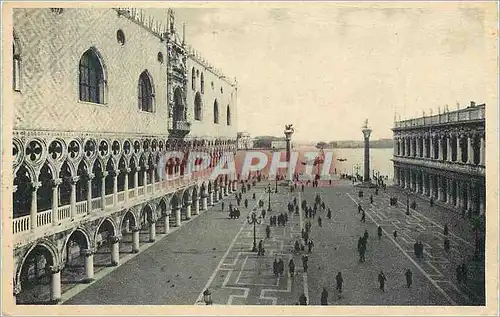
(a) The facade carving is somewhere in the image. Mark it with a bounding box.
[11,8,239,304]
[392,102,485,216]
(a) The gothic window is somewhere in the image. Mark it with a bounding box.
[194,92,203,121]
[138,71,155,112]
[79,48,106,104]
[226,105,231,126]
[213,100,219,124]
[201,72,205,94]
[117,29,125,45]
[191,67,196,90]
[13,34,21,91]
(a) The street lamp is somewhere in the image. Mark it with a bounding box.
[247,211,262,252]
[266,185,272,212]
[203,289,213,305]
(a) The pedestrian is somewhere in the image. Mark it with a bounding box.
[329,179,332,186]
[378,271,387,292]
[377,226,383,240]
[252,192,256,200]
[358,204,362,214]
[244,198,248,208]
[357,236,363,252]
[237,198,241,206]
[405,269,413,288]
[393,230,397,238]
[261,209,266,219]
[419,242,425,258]
[359,243,366,262]
[370,195,373,204]
[320,288,328,305]
[318,216,322,227]
[299,293,308,305]
[301,184,305,192]
[327,208,332,219]
[430,197,434,207]
[273,259,279,277]
[289,258,295,276]
[278,258,285,277]
[413,241,418,257]
[360,210,366,222]
[221,201,225,212]
[444,237,450,253]
[336,272,344,294]
[301,254,309,273]
[294,240,300,252]
[307,240,314,253]
[444,223,449,236]
[258,240,264,256]
[364,229,369,241]
[266,225,271,239]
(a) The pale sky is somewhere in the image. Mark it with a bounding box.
[149,3,495,143]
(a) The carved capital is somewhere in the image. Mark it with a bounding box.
[132,226,141,232]
[86,173,95,181]
[126,168,131,173]
[102,171,109,177]
[52,178,63,187]
[109,235,122,244]
[70,176,80,185]
[31,181,42,191]
[83,248,95,257]
[50,264,63,274]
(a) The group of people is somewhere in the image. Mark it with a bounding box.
[272,258,286,277]
[413,241,425,258]
[269,213,288,227]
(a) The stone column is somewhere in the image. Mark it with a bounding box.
[194,198,200,215]
[52,179,62,226]
[110,235,120,266]
[134,170,139,197]
[430,135,435,159]
[185,202,192,220]
[429,175,434,198]
[479,133,485,166]
[70,177,78,219]
[208,191,214,206]
[124,168,130,202]
[164,213,170,234]
[423,136,428,158]
[202,195,208,210]
[455,181,461,209]
[447,136,452,162]
[101,172,108,208]
[83,249,94,282]
[456,134,462,163]
[438,135,444,160]
[113,171,119,206]
[143,166,148,192]
[409,136,413,157]
[362,124,372,181]
[467,133,474,164]
[132,227,140,253]
[50,265,62,302]
[422,172,427,196]
[86,174,94,213]
[175,207,181,227]
[149,219,156,242]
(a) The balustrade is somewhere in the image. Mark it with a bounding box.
[118,191,125,202]
[13,215,30,234]
[58,205,71,221]
[105,194,114,206]
[91,197,102,211]
[75,201,87,216]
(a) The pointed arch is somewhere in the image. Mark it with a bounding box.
[79,47,107,104]
[191,67,196,90]
[194,91,203,121]
[173,87,185,122]
[213,99,219,124]
[226,105,231,126]
[138,70,155,112]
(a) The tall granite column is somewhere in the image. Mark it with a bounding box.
[362,120,372,183]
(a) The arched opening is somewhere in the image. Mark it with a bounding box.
[91,160,102,200]
[138,70,154,112]
[14,164,32,218]
[182,190,191,221]
[194,92,203,121]
[58,161,72,207]
[79,48,106,104]
[226,105,231,126]
[16,244,56,304]
[76,161,88,203]
[117,157,127,193]
[147,154,154,185]
[158,199,168,233]
[200,72,205,94]
[38,162,53,213]
[173,87,185,122]
[138,155,146,188]
[139,205,154,243]
[129,158,137,191]
[61,229,90,285]
[94,218,117,267]
[120,211,137,254]
[213,100,219,124]
[191,67,196,90]
[169,195,180,227]
[154,154,160,183]
[105,159,114,196]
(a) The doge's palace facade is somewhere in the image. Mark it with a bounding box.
[11,8,238,304]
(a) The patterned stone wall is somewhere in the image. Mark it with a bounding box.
[187,57,238,139]
[13,8,170,135]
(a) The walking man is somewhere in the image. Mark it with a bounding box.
[378,271,387,292]
[405,269,413,288]
[244,198,248,209]
[361,210,366,223]
[327,208,332,219]
[221,201,225,212]
[308,239,315,253]
[377,226,383,240]
[289,258,295,276]
[336,272,344,295]
[320,288,328,305]
[370,195,373,204]
[301,254,309,273]
[318,216,322,227]
[266,225,271,239]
